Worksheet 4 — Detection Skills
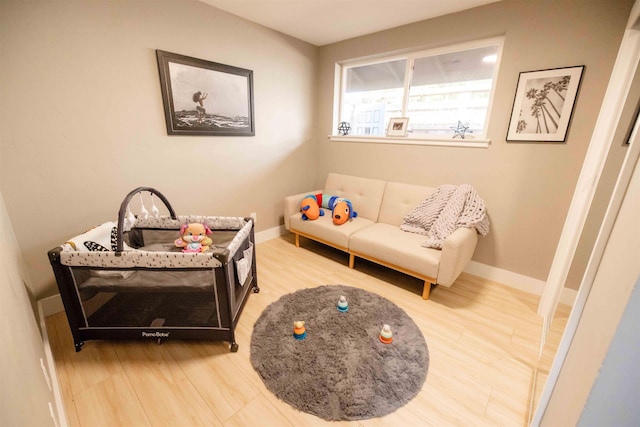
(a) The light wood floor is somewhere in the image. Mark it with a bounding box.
[46,234,571,427]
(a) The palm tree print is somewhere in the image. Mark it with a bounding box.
[517,75,570,134]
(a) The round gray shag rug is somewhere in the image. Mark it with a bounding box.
[250,284,429,421]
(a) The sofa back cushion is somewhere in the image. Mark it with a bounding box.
[324,173,386,222]
[378,181,436,226]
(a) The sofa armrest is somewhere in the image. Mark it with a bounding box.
[437,227,478,287]
[284,190,323,230]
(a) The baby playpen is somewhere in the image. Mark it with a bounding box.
[48,187,259,352]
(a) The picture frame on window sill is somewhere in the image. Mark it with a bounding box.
[386,117,409,137]
[156,50,255,136]
[506,65,584,142]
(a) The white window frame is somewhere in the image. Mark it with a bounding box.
[330,36,504,148]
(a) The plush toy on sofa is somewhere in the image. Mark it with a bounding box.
[174,223,213,253]
[325,196,358,225]
[300,194,324,221]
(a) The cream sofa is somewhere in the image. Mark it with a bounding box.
[283,173,479,299]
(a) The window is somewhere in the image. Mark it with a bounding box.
[336,38,503,143]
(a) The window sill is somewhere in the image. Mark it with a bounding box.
[328,135,490,148]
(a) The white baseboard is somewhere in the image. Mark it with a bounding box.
[465,260,577,307]
[255,224,287,243]
[39,294,65,317]
[37,297,68,427]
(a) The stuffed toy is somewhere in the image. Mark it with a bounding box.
[324,196,358,225]
[174,223,213,253]
[300,194,324,221]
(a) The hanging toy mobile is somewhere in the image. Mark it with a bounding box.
[125,208,136,228]
[150,193,160,218]
[139,193,149,220]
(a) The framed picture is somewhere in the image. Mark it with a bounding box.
[156,50,254,136]
[387,117,409,137]
[506,65,584,142]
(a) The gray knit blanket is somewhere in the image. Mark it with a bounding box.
[400,184,490,249]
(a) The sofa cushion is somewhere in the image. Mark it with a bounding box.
[324,173,386,222]
[378,182,435,226]
[349,223,441,280]
[289,211,375,250]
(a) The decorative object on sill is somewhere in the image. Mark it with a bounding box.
[386,117,409,137]
[156,50,255,136]
[506,65,584,142]
[451,120,473,139]
[337,121,351,135]
[250,284,428,421]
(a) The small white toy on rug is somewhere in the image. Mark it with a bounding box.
[337,295,349,312]
[379,324,393,344]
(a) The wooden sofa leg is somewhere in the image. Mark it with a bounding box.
[349,254,355,269]
[295,233,300,247]
[422,282,432,300]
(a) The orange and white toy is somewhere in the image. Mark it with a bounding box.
[379,324,393,344]
[293,320,307,340]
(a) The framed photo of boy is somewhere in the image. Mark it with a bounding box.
[156,50,255,136]
[386,117,409,137]
[506,65,584,142]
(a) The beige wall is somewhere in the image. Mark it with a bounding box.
[0,0,318,299]
[314,0,633,287]
[1,0,633,301]
[0,191,58,426]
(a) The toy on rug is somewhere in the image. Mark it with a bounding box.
[379,324,393,344]
[293,320,307,340]
[337,295,349,312]
[174,223,213,253]
[326,196,357,225]
[300,194,324,221]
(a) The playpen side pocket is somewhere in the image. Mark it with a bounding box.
[234,242,254,286]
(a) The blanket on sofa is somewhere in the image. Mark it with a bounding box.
[400,184,490,249]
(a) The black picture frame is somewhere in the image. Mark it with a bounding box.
[506,65,584,142]
[156,50,254,136]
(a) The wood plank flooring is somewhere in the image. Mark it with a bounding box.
[45,234,571,427]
